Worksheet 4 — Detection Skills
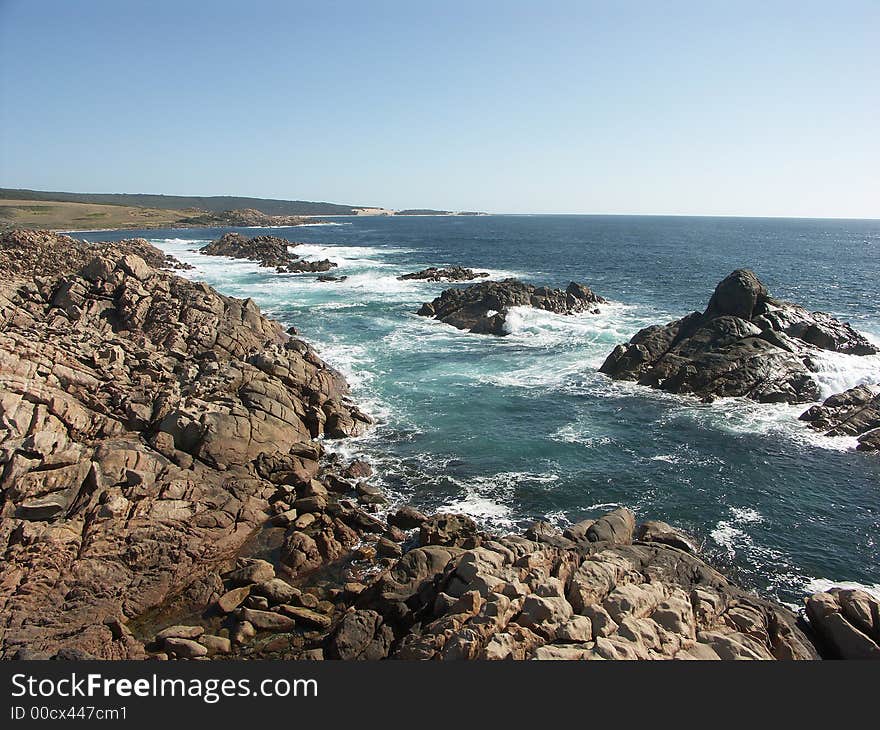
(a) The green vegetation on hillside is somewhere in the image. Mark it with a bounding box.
[0,188,365,216]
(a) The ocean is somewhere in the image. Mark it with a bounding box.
[84,215,880,605]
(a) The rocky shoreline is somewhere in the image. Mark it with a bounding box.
[1,229,878,661]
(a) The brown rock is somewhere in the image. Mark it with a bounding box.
[240,608,297,632]
[217,586,252,613]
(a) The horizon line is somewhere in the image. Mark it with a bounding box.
[2,186,877,222]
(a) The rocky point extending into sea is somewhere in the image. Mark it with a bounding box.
[0,230,877,661]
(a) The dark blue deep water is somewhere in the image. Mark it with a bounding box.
[85,215,880,604]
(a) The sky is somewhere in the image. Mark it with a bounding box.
[0,0,878,217]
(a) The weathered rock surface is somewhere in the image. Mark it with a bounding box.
[326,507,820,661]
[805,589,880,659]
[0,228,190,277]
[276,259,337,274]
[600,269,877,404]
[200,232,337,273]
[800,384,880,452]
[635,520,699,554]
[0,231,863,662]
[0,229,369,659]
[417,278,606,335]
[200,232,297,267]
[398,266,489,282]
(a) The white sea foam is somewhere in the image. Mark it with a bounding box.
[729,507,764,524]
[292,242,412,268]
[502,302,646,348]
[159,237,210,245]
[808,348,880,400]
[631,387,862,453]
[296,222,351,227]
[552,426,613,448]
[710,506,765,557]
[440,490,515,526]
[650,454,680,464]
[436,471,561,529]
[582,501,622,512]
[804,578,880,601]
[709,522,743,558]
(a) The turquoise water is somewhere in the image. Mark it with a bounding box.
[86,216,880,604]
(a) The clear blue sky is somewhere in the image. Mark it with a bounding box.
[1,0,877,217]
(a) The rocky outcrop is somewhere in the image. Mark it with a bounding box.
[182,208,309,228]
[276,259,337,274]
[326,508,819,660]
[0,228,191,277]
[0,229,370,659]
[600,269,877,404]
[417,278,606,336]
[799,385,880,452]
[200,232,299,268]
[200,232,338,272]
[805,589,880,659]
[200,232,338,273]
[398,266,489,282]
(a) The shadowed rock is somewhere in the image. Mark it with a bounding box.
[398,266,489,282]
[600,269,876,404]
[417,278,606,336]
[201,232,337,273]
[805,589,880,659]
[800,384,880,452]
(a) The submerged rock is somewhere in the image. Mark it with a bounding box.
[398,266,489,282]
[417,278,606,335]
[600,269,877,404]
[799,384,880,451]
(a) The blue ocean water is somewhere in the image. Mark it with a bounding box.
[85,216,880,605]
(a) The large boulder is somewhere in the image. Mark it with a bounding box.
[600,269,876,404]
[805,589,880,659]
[417,278,606,335]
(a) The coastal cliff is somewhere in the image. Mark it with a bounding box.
[0,230,876,661]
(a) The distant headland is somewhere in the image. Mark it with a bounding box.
[0,188,486,230]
